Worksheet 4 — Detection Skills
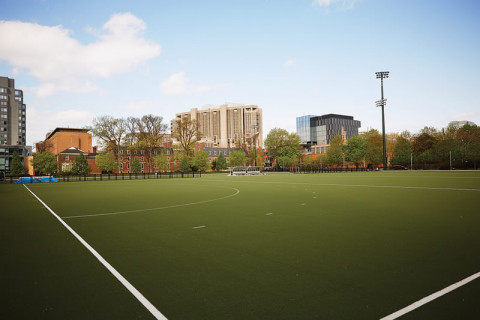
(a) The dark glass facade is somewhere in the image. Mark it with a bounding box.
[309,114,361,144]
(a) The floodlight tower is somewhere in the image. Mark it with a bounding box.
[375,71,389,170]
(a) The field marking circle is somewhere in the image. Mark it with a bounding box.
[62,186,240,219]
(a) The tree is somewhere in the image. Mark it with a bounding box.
[216,153,228,170]
[172,118,201,157]
[126,115,168,172]
[131,157,141,173]
[391,134,413,167]
[303,155,314,169]
[414,128,438,169]
[90,116,127,170]
[457,124,480,169]
[192,150,210,172]
[363,129,383,167]
[32,152,57,175]
[327,135,344,167]
[343,135,366,168]
[247,146,264,166]
[9,151,26,176]
[180,156,190,172]
[229,150,247,166]
[72,153,89,175]
[95,153,118,173]
[154,153,170,172]
[264,128,301,159]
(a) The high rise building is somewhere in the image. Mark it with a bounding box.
[0,77,26,146]
[310,114,361,145]
[0,77,30,175]
[173,104,263,149]
[296,115,316,143]
[297,113,361,145]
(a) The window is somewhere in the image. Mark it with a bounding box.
[141,157,144,161]
[120,156,123,161]
[141,163,144,169]
[14,90,22,97]
[15,97,22,102]
[1,115,7,119]
[120,150,124,154]
[120,163,123,169]
[0,88,7,93]
[0,95,7,100]
[0,107,6,112]
[0,101,6,105]
[127,163,130,169]
[65,155,69,161]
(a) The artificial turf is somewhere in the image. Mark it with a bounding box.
[2,171,480,319]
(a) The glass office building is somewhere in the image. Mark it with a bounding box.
[296,115,315,143]
[310,114,361,145]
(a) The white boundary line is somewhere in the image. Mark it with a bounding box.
[23,184,168,320]
[201,179,480,192]
[63,187,240,219]
[380,271,480,319]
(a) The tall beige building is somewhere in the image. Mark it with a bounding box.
[173,104,263,149]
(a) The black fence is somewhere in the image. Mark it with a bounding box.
[2,171,201,184]
[293,167,369,174]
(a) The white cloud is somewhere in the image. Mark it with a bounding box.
[451,111,478,121]
[313,0,357,9]
[195,85,212,94]
[284,59,297,67]
[0,13,161,97]
[160,72,189,95]
[27,108,95,145]
[313,0,332,6]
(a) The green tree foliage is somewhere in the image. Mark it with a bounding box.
[228,150,247,166]
[32,152,57,175]
[95,153,118,173]
[216,153,228,171]
[72,153,89,175]
[180,156,190,172]
[343,135,366,168]
[457,124,480,169]
[414,129,438,168]
[363,129,383,166]
[131,157,141,173]
[391,134,413,167]
[154,153,170,172]
[265,128,301,159]
[9,151,26,176]
[192,150,210,172]
[327,135,344,167]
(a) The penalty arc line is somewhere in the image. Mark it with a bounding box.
[23,184,168,320]
[62,187,241,219]
[380,271,480,320]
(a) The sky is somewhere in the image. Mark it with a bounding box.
[1,0,479,148]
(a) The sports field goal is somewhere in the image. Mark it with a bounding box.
[228,166,264,176]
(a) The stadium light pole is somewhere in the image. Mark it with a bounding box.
[375,71,389,170]
[251,125,258,166]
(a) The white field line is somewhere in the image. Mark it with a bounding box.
[200,179,480,192]
[192,226,206,229]
[23,185,167,320]
[63,187,241,219]
[380,271,480,320]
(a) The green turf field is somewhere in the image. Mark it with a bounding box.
[2,171,480,319]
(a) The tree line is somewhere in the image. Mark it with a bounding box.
[265,124,480,170]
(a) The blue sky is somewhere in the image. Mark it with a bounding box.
[1,0,479,148]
